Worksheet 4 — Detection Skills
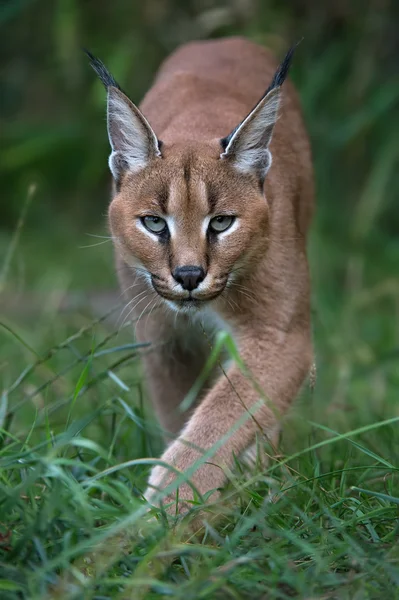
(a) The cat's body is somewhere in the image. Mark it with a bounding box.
[88,37,314,512]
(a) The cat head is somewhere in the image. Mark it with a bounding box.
[87,47,294,311]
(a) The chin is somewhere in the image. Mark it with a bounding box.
[164,298,204,314]
[164,293,224,314]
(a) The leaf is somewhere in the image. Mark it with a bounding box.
[309,421,395,468]
[0,321,41,358]
[107,370,130,391]
[351,487,399,506]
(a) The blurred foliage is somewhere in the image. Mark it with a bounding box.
[1,0,398,239]
[1,5,399,595]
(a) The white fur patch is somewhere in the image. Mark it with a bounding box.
[165,216,176,237]
[201,216,211,237]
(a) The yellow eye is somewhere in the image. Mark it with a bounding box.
[209,215,235,233]
[142,216,167,234]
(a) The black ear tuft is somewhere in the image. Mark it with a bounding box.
[84,49,123,91]
[220,41,302,152]
[264,41,300,95]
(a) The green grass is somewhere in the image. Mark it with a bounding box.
[2,1,399,598]
[1,204,398,598]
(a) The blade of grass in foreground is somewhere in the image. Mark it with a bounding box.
[25,412,399,584]
[308,420,396,469]
[0,183,35,294]
[351,487,399,505]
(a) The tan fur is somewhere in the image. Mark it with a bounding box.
[106,38,314,512]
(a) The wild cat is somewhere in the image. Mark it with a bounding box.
[87,37,314,513]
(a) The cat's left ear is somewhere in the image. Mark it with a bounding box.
[220,45,296,180]
[86,51,161,182]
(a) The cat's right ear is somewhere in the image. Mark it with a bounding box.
[86,51,161,182]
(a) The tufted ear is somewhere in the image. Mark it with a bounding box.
[220,45,296,181]
[86,51,161,182]
[106,87,161,180]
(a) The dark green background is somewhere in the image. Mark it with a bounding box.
[1,0,398,314]
[2,0,398,226]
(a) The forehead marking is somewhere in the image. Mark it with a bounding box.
[206,181,218,212]
[183,157,191,183]
[167,179,183,214]
[157,182,169,213]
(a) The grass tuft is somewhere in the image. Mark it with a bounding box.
[1,1,399,598]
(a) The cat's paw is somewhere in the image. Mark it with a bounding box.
[144,464,193,516]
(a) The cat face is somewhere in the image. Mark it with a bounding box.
[109,140,269,311]
[87,50,289,311]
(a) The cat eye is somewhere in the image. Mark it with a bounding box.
[209,215,235,233]
[142,216,167,234]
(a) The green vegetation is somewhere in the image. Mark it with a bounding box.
[1,1,398,598]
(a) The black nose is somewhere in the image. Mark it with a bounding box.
[172,266,205,291]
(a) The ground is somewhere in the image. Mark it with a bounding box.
[0,213,398,599]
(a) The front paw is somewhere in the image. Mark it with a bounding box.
[144,464,196,516]
[144,453,222,518]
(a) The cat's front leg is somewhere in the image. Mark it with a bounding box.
[144,326,312,515]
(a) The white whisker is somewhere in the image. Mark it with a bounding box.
[144,297,162,338]
[79,238,113,248]
[85,233,114,239]
[118,290,149,328]
[134,295,157,338]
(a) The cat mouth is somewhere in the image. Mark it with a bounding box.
[151,286,222,306]
[165,294,222,312]
[159,292,222,305]
[151,277,226,307]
